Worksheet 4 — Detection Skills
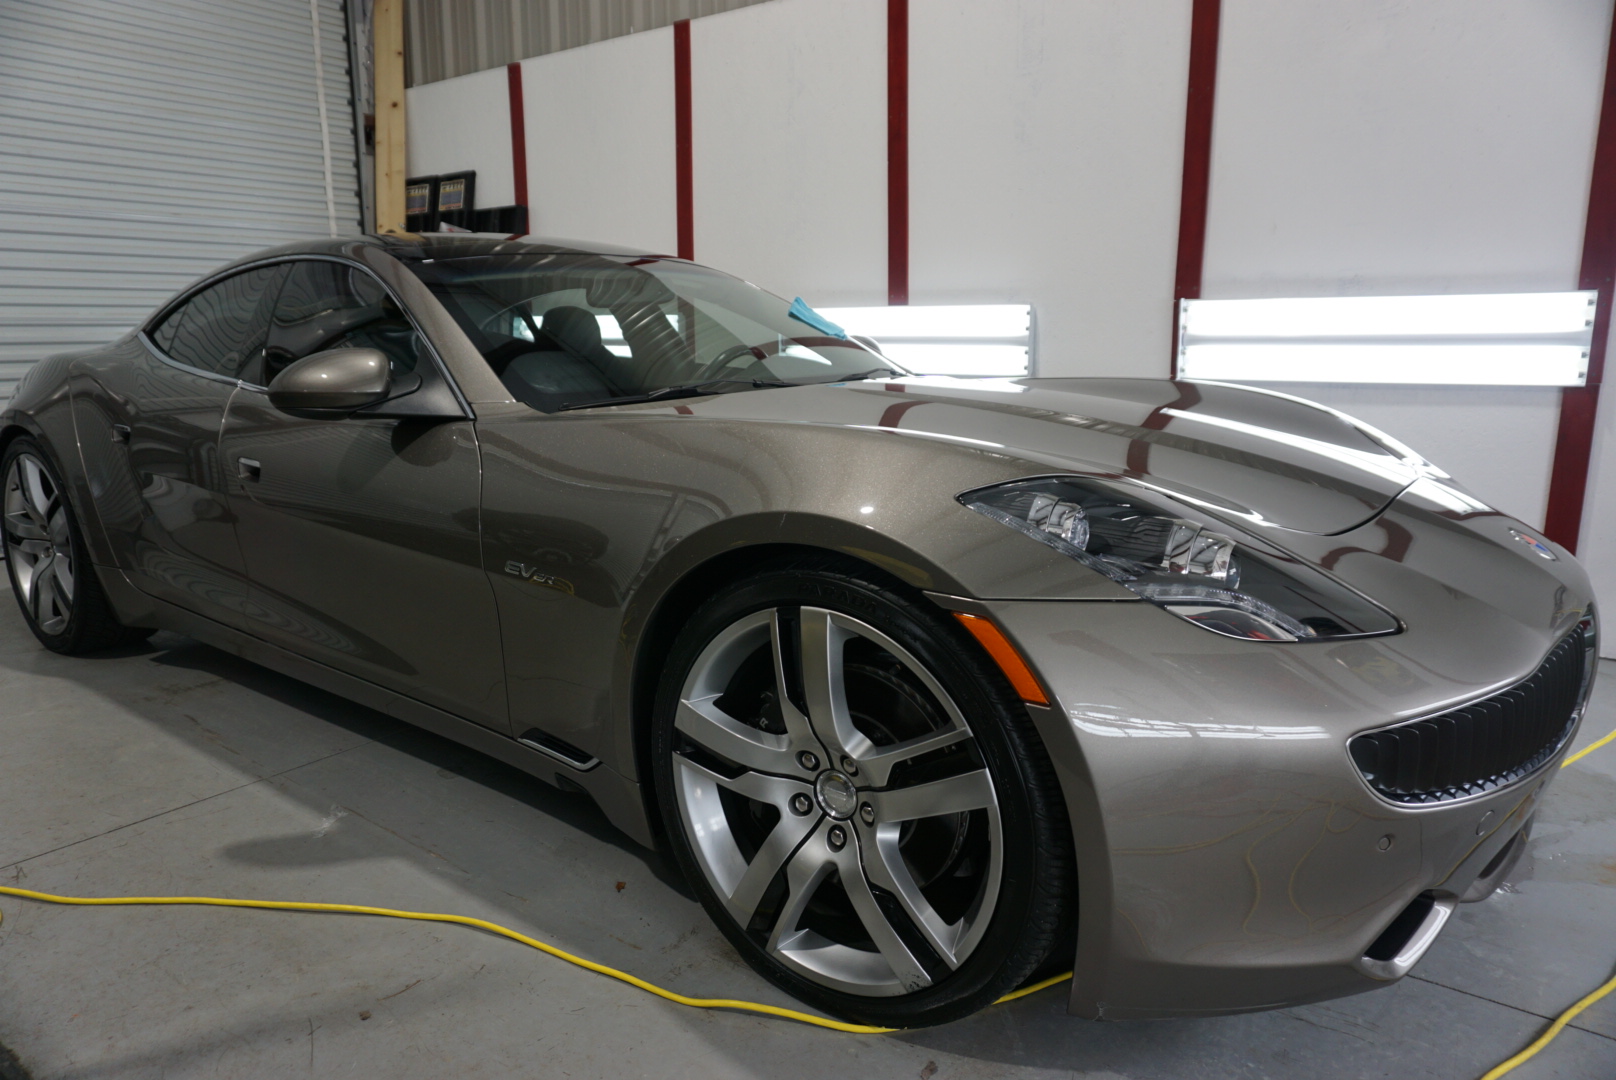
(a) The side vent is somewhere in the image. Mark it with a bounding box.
[517,728,601,772]
[1357,891,1456,981]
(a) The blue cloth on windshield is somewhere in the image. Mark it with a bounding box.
[788,297,847,340]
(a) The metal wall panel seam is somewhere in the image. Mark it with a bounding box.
[0,122,351,164]
[403,0,779,85]
[6,2,329,43]
[4,16,336,80]
[0,102,351,148]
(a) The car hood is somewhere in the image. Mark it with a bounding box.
[675,376,1433,536]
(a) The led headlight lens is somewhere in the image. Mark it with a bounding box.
[960,478,1399,641]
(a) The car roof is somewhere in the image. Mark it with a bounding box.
[216,233,673,272]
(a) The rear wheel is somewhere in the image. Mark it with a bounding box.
[2,437,150,654]
[652,558,1073,1028]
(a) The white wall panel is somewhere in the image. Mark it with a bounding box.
[1250,383,1563,529]
[909,0,1194,378]
[406,65,514,207]
[1203,0,1611,299]
[1202,0,1614,552]
[519,29,678,254]
[690,0,886,304]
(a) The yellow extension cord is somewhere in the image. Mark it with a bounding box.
[0,728,1609,1056]
[0,882,1057,1035]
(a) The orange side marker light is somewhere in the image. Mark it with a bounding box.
[952,612,1050,705]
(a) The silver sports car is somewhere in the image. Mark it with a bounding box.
[1,236,1595,1027]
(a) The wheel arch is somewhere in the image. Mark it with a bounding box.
[0,420,31,460]
[618,518,971,852]
[4,375,120,570]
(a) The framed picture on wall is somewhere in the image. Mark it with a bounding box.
[405,175,439,233]
[435,171,476,230]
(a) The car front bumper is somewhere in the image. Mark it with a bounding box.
[987,585,1590,1020]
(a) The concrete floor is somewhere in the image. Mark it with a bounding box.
[0,602,1613,1080]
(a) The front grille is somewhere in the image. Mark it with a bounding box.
[1349,630,1589,804]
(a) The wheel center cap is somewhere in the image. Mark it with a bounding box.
[814,770,859,820]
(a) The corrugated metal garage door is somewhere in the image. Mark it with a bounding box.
[0,0,360,404]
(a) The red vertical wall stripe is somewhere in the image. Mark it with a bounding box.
[506,62,529,220]
[1171,0,1222,377]
[673,20,695,261]
[1544,10,1616,551]
[887,0,909,305]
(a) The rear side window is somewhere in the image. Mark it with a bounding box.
[263,260,425,385]
[152,265,288,377]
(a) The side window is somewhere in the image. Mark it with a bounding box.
[263,261,425,385]
[150,305,184,353]
[154,265,287,377]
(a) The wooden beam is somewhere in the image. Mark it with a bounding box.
[373,0,406,235]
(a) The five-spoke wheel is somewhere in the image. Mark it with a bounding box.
[4,449,77,635]
[654,561,1073,1027]
[2,437,149,653]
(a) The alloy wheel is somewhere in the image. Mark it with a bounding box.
[3,452,76,636]
[670,605,1003,997]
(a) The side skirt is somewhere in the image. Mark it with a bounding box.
[98,565,655,849]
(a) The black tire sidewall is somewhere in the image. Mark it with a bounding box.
[651,560,1072,1028]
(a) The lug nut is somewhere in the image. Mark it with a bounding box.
[790,793,813,816]
[826,825,847,851]
[796,751,820,771]
[859,803,875,825]
[840,755,858,776]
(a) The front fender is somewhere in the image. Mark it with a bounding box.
[3,354,119,568]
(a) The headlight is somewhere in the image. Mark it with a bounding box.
[960,477,1400,641]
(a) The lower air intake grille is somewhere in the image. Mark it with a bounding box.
[1349,630,1589,804]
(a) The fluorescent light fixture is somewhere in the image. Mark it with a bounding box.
[1180,344,1589,386]
[816,304,1030,340]
[547,305,1036,376]
[1178,292,1595,387]
[1183,292,1595,338]
[815,304,1033,376]
[879,343,1029,376]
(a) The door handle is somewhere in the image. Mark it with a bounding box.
[111,424,131,444]
[237,458,261,483]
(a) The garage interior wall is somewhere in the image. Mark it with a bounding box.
[405,0,1196,350]
[405,0,1616,613]
[0,0,361,406]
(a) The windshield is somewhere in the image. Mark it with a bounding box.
[405,253,901,412]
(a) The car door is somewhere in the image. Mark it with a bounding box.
[73,263,288,628]
[219,259,509,732]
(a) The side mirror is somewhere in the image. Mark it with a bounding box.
[267,348,392,417]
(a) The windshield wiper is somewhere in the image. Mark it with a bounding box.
[557,378,794,412]
[830,366,906,383]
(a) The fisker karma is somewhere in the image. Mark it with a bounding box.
[1,235,1594,1027]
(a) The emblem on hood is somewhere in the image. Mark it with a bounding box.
[1509,529,1557,561]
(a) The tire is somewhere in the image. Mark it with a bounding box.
[2,436,150,654]
[651,555,1074,1028]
